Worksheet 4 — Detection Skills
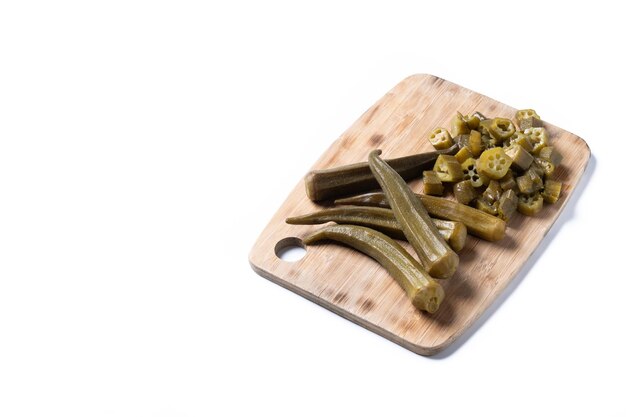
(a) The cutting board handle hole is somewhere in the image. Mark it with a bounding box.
[275,237,306,262]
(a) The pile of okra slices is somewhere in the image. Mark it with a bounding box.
[286,109,563,314]
[425,109,562,220]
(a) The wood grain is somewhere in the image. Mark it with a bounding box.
[249,74,591,356]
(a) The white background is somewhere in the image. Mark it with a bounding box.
[1,1,624,416]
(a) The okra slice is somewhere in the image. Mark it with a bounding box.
[451,111,470,137]
[483,180,502,205]
[519,117,542,130]
[303,225,445,314]
[478,119,492,137]
[482,134,497,150]
[428,127,454,150]
[454,134,470,149]
[534,157,555,178]
[468,129,483,157]
[507,131,533,152]
[477,147,512,180]
[499,170,517,191]
[433,154,464,182]
[526,160,545,178]
[527,168,544,191]
[515,109,541,122]
[472,111,487,121]
[423,170,444,196]
[453,180,476,205]
[454,146,473,164]
[542,179,562,204]
[463,113,482,130]
[504,143,534,171]
[461,158,487,187]
[516,173,534,195]
[518,193,543,216]
[475,197,498,216]
[538,146,563,166]
[488,118,516,142]
[524,127,549,155]
[497,189,518,222]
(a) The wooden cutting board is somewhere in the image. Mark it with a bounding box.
[249,74,591,356]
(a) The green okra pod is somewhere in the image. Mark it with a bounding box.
[303,224,445,313]
[335,192,507,241]
[368,150,458,279]
[304,146,457,202]
[286,206,467,252]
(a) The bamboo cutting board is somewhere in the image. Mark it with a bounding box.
[249,74,590,356]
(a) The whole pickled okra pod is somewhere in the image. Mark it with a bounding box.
[286,206,467,252]
[335,192,506,241]
[368,150,459,279]
[304,145,457,202]
[303,224,445,314]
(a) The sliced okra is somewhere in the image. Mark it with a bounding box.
[504,143,534,171]
[422,170,444,196]
[527,167,544,191]
[451,111,470,137]
[461,158,487,188]
[526,160,545,178]
[524,127,549,155]
[477,147,513,180]
[472,111,487,121]
[454,134,470,148]
[499,170,517,191]
[519,117,542,130]
[507,131,533,152]
[518,193,544,216]
[428,127,454,150]
[463,113,482,130]
[488,118,516,143]
[542,179,562,204]
[433,154,464,182]
[497,189,518,222]
[483,180,502,205]
[482,134,497,150]
[468,130,483,157]
[538,146,563,166]
[515,109,541,122]
[453,180,476,205]
[534,157,555,178]
[516,173,535,195]
[478,119,492,136]
[454,146,473,164]
[475,197,498,216]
